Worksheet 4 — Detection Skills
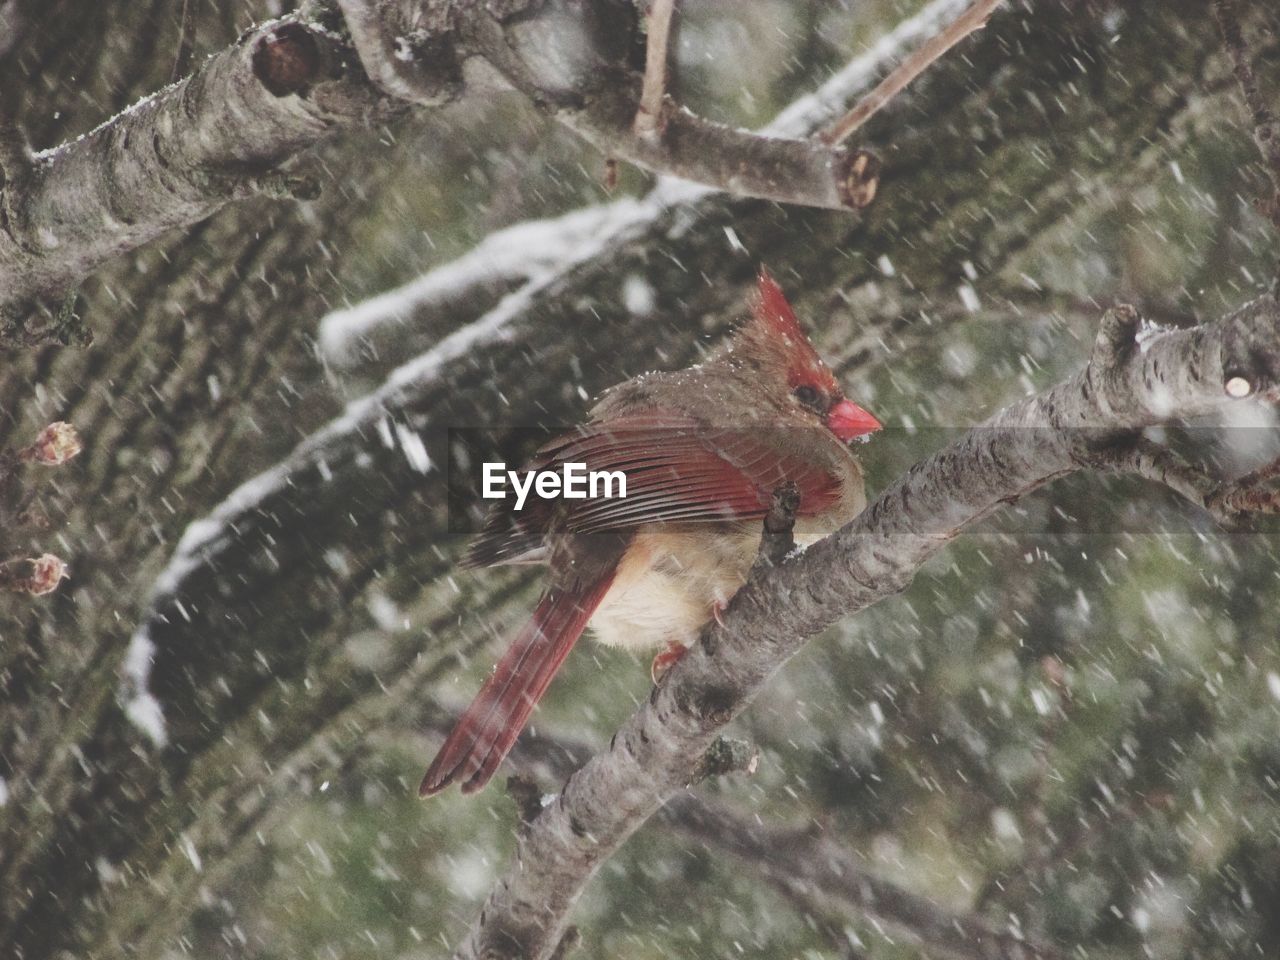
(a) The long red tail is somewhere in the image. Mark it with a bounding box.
[420,574,615,796]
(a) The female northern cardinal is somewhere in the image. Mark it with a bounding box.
[420,270,881,796]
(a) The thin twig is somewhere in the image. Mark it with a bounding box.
[1212,0,1280,226]
[633,0,677,140]
[666,798,1068,960]
[1087,434,1280,528]
[821,0,1004,146]
[170,0,198,82]
[752,481,799,572]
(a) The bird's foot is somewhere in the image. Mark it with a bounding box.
[651,640,689,684]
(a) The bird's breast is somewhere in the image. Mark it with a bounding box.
[588,524,759,651]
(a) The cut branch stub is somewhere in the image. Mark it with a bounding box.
[1221,295,1280,398]
[836,149,881,209]
[251,22,323,97]
[0,553,68,596]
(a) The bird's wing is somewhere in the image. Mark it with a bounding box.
[464,411,845,566]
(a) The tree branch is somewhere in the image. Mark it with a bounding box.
[0,13,397,330]
[633,0,677,140]
[1089,433,1280,527]
[335,0,462,103]
[418,0,882,210]
[453,297,1280,960]
[821,0,1005,146]
[661,798,1065,960]
[1212,0,1280,227]
[1,0,992,341]
[422,711,1066,960]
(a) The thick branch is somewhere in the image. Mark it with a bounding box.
[454,297,1280,959]
[0,15,395,324]
[335,0,461,103]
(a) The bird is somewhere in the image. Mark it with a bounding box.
[420,269,881,796]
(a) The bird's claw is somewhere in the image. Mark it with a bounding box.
[651,640,689,684]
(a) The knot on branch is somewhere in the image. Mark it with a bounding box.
[690,736,759,785]
[252,23,323,98]
[505,773,547,826]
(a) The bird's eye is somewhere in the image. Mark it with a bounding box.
[793,384,822,409]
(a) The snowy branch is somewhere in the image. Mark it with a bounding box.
[317,201,636,372]
[462,0,881,211]
[452,297,1280,960]
[0,14,395,336]
[820,0,1004,147]
[0,0,994,343]
[317,0,987,373]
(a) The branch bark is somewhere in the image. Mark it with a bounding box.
[452,297,1280,959]
[458,0,882,211]
[0,13,395,331]
[1089,433,1280,527]
[0,0,900,338]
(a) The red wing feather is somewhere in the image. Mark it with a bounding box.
[465,412,844,566]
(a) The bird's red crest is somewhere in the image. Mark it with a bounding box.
[745,269,840,394]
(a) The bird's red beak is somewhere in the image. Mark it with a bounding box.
[826,399,881,443]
